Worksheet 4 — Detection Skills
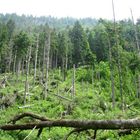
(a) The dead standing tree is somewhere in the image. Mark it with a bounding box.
[43,32,51,99]
[72,64,75,98]
[106,33,115,108]
[24,46,32,105]
[34,34,39,84]
[112,0,123,110]
[130,9,140,98]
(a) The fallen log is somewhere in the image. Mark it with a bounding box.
[1,118,140,131]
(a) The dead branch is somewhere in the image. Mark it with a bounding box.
[7,112,50,124]
[51,93,72,102]
[64,128,90,140]
[18,105,33,109]
[37,128,43,137]
[118,129,132,136]
[23,125,36,140]
[93,130,97,140]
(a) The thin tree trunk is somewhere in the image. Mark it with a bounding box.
[42,45,46,81]
[62,58,65,81]
[112,0,123,110]
[34,35,39,84]
[13,50,17,74]
[107,36,115,108]
[55,51,58,69]
[38,58,42,84]
[24,46,32,105]
[7,40,13,73]
[72,64,75,97]
[65,51,68,71]
[44,33,51,99]
[92,66,94,93]
[130,8,140,52]
[0,55,1,74]
[38,58,41,74]
[18,60,21,75]
[63,51,68,81]
[130,8,140,98]
[137,75,140,98]
[16,59,21,83]
[21,59,25,75]
[50,53,53,69]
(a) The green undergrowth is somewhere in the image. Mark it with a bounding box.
[0,65,140,139]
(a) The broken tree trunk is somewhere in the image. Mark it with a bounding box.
[1,112,140,131]
[7,112,50,124]
[2,118,140,131]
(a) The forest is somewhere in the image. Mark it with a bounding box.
[1,13,140,139]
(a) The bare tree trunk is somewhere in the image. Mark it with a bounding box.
[38,58,41,74]
[65,51,68,71]
[130,9,140,98]
[62,58,65,81]
[21,59,25,75]
[55,51,58,69]
[42,45,46,81]
[17,60,21,75]
[13,50,17,74]
[34,35,39,84]
[130,8,140,52]
[38,58,42,83]
[137,75,140,98]
[72,64,75,97]
[50,53,53,69]
[112,0,123,110]
[16,59,21,83]
[92,66,94,93]
[0,55,1,73]
[59,66,61,77]
[24,46,32,105]
[107,36,115,108]
[63,51,68,81]
[7,40,13,73]
[43,33,51,99]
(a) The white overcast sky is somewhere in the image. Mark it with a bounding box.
[0,0,140,20]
